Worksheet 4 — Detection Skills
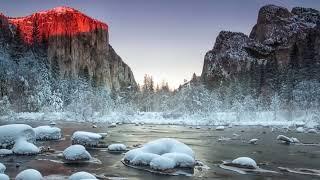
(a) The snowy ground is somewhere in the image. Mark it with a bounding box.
[1,110,319,128]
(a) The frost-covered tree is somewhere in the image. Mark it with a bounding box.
[270,93,281,121]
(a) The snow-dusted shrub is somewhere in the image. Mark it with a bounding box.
[0,96,12,115]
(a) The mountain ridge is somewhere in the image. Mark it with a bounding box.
[7,6,108,44]
[201,4,319,101]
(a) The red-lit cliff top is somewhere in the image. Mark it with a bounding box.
[8,6,108,43]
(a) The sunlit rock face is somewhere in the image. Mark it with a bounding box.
[201,4,320,95]
[6,6,136,91]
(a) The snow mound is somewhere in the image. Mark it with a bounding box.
[0,149,13,156]
[124,138,195,170]
[108,144,126,151]
[150,156,176,170]
[216,126,225,130]
[16,169,43,180]
[0,124,35,147]
[0,163,5,173]
[34,126,62,140]
[69,171,96,180]
[162,153,195,167]
[296,127,304,133]
[131,152,160,165]
[0,174,9,180]
[71,131,102,147]
[63,145,91,161]
[232,157,258,168]
[12,138,40,155]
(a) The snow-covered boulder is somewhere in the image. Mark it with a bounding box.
[0,124,35,147]
[291,137,300,143]
[296,127,304,133]
[34,126,62,140]
[12,138,40,155]
[124,138,195,170]
[49,121,56,126]
[0,174,9,180]
[216,126,225,131]
[63,145,91,161]
[108,144,126,151]
[307,129,317,134]
[0,149,13,156]
[248,139,258,144]
[71,131,102,147]
[232,157,258,169]
[0,163,5,173]
[98,133,108,139]
[69,171,96,180]
[16,169,43,180]
[108,123,117,128]
[276,135,293,144]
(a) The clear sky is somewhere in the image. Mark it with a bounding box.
[0,0,319,88]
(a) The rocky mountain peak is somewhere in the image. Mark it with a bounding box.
[0,6,136,93]
[291,7,320,25]
[8,6,108,44]
[214,31,248,52]
[257,5,292,24]
[250,5,319,47]
[201,4,320,97]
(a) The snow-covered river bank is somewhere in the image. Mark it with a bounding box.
[0,120,319,179]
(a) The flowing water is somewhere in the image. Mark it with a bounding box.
[1,120,320,180]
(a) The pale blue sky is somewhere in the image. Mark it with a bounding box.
[0,0,319,88]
